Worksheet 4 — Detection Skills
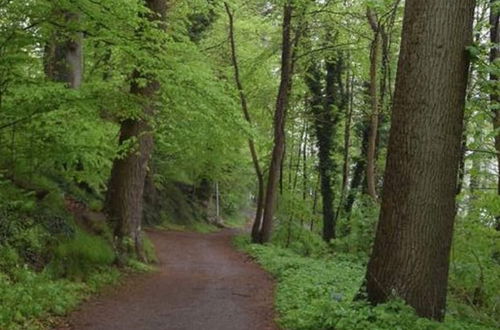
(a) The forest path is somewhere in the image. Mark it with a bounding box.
[58,229,277,330]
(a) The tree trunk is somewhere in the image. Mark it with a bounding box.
[293,120,307,190]
[223,3,265,242]
[259,1,294,243]
[44,11,83,88]
[364,0,474,321]
[306,53,345,241]
[366,8,381,201]
[344,119,369,215]
[105,0,167,262]
[337,71,354,222]
[490,0,500,230]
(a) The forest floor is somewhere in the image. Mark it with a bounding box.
[56,228,277,330]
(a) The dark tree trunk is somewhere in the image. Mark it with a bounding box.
[490,0,500,230]
[364,0,474,321]
[259,1,294,243]
[306,54,345,241]
[224,3,265,242]
[344,119,369,215]
[105,0,167,262]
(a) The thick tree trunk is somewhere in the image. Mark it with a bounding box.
[364,0,474,321]
[259,1,294,243]
[105,0,167,262]
[490,0,500,230]
[223,3,266,242]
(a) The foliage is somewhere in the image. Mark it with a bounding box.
[448,219,500,325]
[236,236,497,330]
[0,262,120,330]
[48,228,115,280]
[335,195,380,257]
[0,0,499,328]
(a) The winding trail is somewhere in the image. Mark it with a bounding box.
[58,229,277,330]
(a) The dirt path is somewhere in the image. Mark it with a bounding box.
[58,229,277,330]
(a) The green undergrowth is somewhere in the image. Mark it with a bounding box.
[0,181,155,329]
[234,235,496,330]
[0,231,154,330]
[0,262,121,330]
[223,213,249,228]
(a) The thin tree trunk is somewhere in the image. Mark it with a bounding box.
[456,132,467,196]
[490,0,500,229]
[280,142,285,196]
[337,71,354,222]
[366,8,381,201]
[287,120,297,188]
[344,119,369,215]
[302,122,308,200]
[259,1,295,243]
[363,0,475,321]
[44,11,83,88]
[301,122,308,227]
[293,119,307,190]
[105,0,167,262]
[223,3,265,242]
[457,61,477,196]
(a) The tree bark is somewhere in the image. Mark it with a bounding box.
[490,0,500,229]
[366,8,381,201]
[344,119,369,216]
[105,0,167,262]
[337,71,354,223]
[364,0,475,321]
[223,3,265,242]
[259,1,294,243]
